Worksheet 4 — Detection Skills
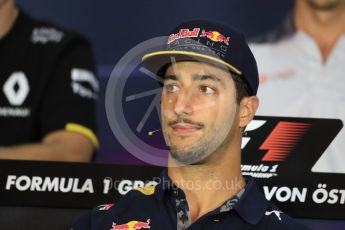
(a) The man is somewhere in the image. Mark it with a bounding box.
[0,0,99,161]
[73,20,309,229]
[250,0,345,173]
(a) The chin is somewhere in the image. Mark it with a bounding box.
[169,136,200,147]
[307,0,341,10]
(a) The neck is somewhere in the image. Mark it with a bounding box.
[0,0,18,39]
[167,134,245,222]
[294,0,345,62]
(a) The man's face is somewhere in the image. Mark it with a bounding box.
[161,61,239,165]
[306,0,345,10]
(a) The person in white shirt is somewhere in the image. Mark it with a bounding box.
[250,0,345,173]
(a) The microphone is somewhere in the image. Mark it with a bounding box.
[148,129,161,136]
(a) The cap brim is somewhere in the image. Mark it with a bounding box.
[142,50,242,77]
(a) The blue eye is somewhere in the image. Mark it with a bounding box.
[200,86,215,94]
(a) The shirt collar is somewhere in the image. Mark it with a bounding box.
[233,177,268,225]
[155,170,268,225]
[155,169,176,201]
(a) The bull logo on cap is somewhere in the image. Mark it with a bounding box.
[200,29,230,45]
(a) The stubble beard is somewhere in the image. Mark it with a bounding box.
[163,111,237,165]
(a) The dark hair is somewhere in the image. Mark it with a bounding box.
[231,73,251,104]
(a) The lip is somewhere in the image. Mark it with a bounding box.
[170,123,201,136]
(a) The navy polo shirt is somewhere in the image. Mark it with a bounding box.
[72,170,309,229]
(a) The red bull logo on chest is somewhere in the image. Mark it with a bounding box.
[110,219,150,230]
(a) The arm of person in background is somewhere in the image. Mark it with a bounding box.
[0,21,99,162]
[0,130,94,162]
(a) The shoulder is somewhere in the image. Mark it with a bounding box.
[96,185,157,214]
[18,10,90,51]
[237,177,309,230]
[72,185,158,229]
[259,203,310,230]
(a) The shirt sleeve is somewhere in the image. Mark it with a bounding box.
[71,204,116,229]
[71,211,92,230]
[39,34,99,148]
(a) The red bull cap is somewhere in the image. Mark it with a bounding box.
[142,19,259,95]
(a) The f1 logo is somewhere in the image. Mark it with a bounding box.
[242,120,311,162]
[259,122,311,161]
[241,120,266,149]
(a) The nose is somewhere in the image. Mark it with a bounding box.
[173,89,193,116]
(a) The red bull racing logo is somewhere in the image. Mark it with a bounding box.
[167,28,230,47]
[168,28,200,44]
[200,29,230,45]
[110,219,150,230]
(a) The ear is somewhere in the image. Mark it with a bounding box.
[238,96,259,128]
